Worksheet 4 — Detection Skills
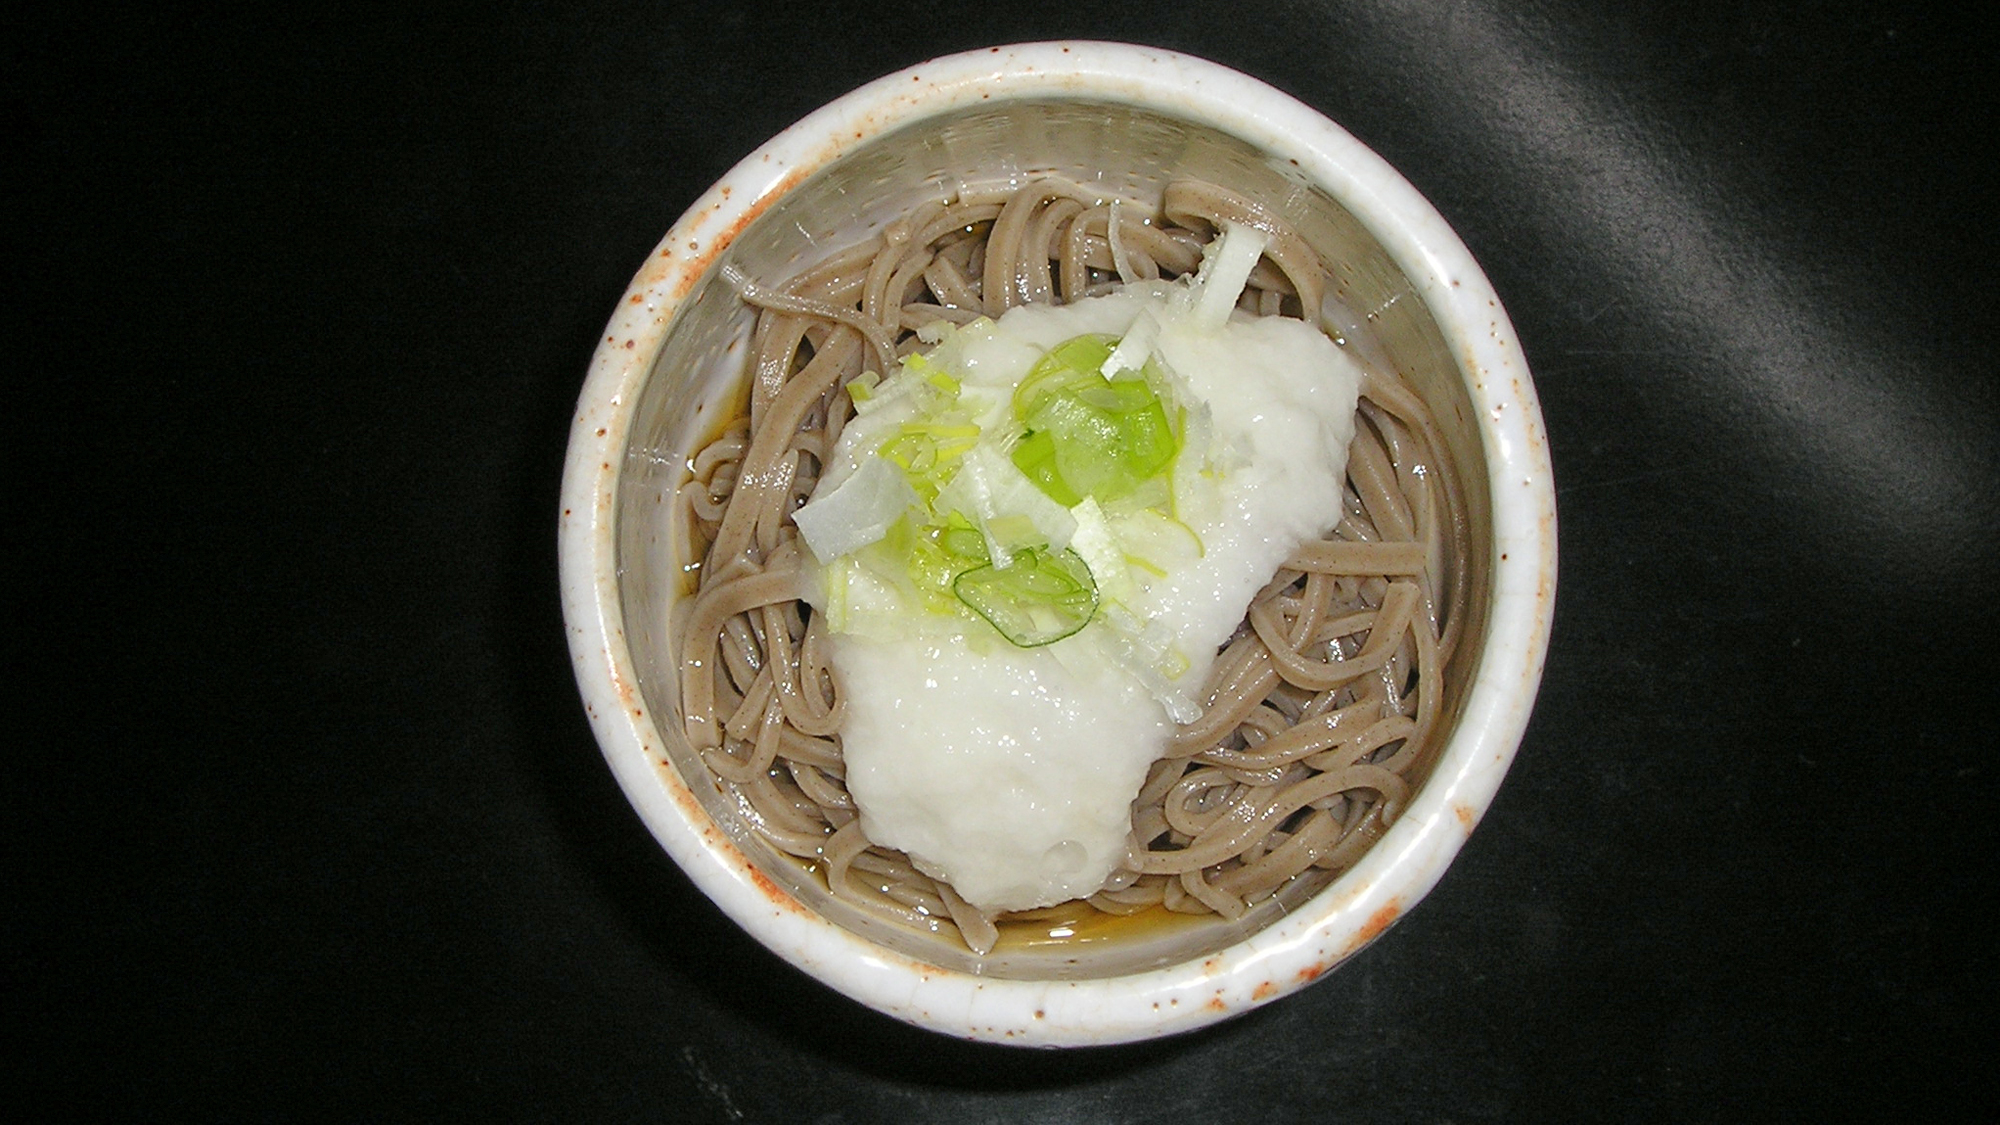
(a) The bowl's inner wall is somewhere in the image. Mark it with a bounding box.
[615,98,1494,979]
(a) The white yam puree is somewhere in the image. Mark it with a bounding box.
[794,226,1362,912]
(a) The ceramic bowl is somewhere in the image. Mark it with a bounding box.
[559,41,1556,1046]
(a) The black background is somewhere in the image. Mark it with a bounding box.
[10,1,1997,1119]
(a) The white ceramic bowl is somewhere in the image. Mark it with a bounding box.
[560,41,1556,1047]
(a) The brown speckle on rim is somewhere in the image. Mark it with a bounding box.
[1252,981,1277,1001]
[624,339,635,349]
[652,736,725,832]
[747,865,804,914]
[1206,996,1228,1012]
[670,166,810,301]
[1342,900,1404,957]
[595,428,606,437]
[1297,963,1326,983]
[1455,804,1476,830]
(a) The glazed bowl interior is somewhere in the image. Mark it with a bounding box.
[615,97,1492,979]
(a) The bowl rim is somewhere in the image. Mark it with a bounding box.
[558,39,1557,1047]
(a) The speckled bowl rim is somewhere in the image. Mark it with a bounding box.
[560,41,1556,1047]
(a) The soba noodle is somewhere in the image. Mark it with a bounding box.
[676,178,1469,954]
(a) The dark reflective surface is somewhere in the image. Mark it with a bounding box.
[12,2,1995,1119]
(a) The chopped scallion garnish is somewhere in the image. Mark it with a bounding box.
[953,546,1099,647]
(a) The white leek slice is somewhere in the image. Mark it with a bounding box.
[1188,220,1269,332]
[933,443,1078,560]
[1100,306,1162,380]
[792,454,918,561]
[1111,506,1204,576]
[1067,498,1136,605]
[1087,604,1200,724]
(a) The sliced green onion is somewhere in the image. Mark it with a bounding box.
[953,545,1098,647]
[845,370,881,407]
[880,421,979,501]
[936,518,990,566]
[1010,335,1179,508]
